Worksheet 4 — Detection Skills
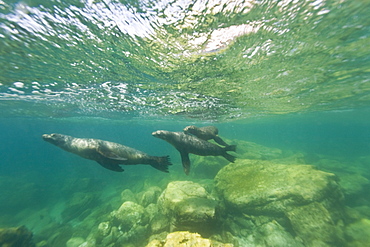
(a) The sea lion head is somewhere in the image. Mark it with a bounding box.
[42,133,68,146]
[152,130,171,141]
[183,125,197,134]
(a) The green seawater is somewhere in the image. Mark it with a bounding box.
[0,0,370,246]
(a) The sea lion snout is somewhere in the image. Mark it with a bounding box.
[42,134,51,140]
[42,133,66,145]
[152,130,162,137]
[183,125,195,132]
[152,130,170,141]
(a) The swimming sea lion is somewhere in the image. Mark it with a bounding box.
[42,133,172,173]
[183,125,231,147]
[152,130,236,175]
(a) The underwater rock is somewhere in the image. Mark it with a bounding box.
[120,189,138,203]
[145,203,170,234]
[0,225,35,247]
[286,202,344,246]
[191,156,230,179]
[104,201,150,246]
[158,181,211,214]
[214,159,346,246]
[214,159,343,215]
[96,221,112,240]
[314,158,355,174]
[62,192,97,222]
[157,181,217,235]
[139,186,162,207]
[146,231,233,247]
[344,218,370,247]
[99,226,120,246]
[149,213,170,234]
[239,221,305,247]
[336,172,369,198]
[66,237,85,247]
[110,201,149,232]
[40,224,74,247]
[145,203,159,220]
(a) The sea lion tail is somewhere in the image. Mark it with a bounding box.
[223,153,236,163]
[224,144,237,152]
[150,156,172,173]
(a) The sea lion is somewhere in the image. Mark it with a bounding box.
[152,130,236,175]
[42,133,172,173]
[183,125,231,147]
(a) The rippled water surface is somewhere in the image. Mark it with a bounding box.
[1,1,370,246]
[1,0,369,120]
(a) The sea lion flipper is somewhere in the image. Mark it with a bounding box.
[213,136,229,146]
[97,147,128,161]
[179,151,191,175]
[149,155,172,173]
[224,144,237,152]
[97,161,124,172]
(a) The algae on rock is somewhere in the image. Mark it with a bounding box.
[146,231,233,247]
[157,181,217,235]
[214,159,346,247]
[214,159,343,215]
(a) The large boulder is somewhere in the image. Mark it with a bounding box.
[66,237,85,247]
[239,221,305,247]
[0,226,35,247]
[157,181,217,235]
[286,202,344,246]
[110,201,149,232]
[146,231,233,247]
[214,159,345,247]
[345,218,370,247]
[214,159,343,215]
[103,201,150,246]
[120,189,138,203]
[139,186,162,207]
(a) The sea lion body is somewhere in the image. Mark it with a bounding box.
[42,133,171,173]
[183,125,230,147]
[152,130,236,174]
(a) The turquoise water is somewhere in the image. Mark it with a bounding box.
[1,0,370,246]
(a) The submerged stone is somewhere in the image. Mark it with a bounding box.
[214,159,346,246]
[345,218,370,247]
[66,237,85,247]
[336,173,369,198]
[146,231,233,247]
[157,181,217,235]
[140,186,162,207]
[120,189,138,203]
[214,159,343,215]
[286,202,344,246]
[96,221,111,240]
[240,221,305,247]
[110,201,149,232]
[0,226,35,247]
[158,181,211,214]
